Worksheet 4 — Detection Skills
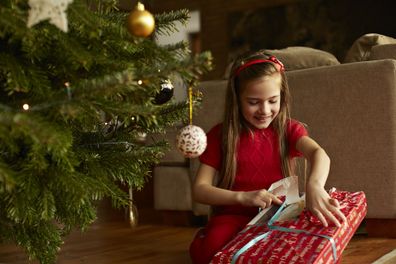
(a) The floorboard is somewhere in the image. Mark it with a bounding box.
[1,219,396,264]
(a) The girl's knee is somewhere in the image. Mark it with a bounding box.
[190,233,214,264]
[189,215,251,263]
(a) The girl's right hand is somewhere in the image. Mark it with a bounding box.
[236,189,283,209]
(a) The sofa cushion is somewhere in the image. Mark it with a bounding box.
[263,46,340,71]
[224,47,340,78]
[369,44,396,60]
[344,33,396,63]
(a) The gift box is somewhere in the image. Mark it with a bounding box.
[211,190,367,264]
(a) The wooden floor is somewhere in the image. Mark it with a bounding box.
[0,221,196,264]
[1,190,396,264]
[1,216,396,264]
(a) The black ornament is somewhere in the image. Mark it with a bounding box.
[153,79,174,105]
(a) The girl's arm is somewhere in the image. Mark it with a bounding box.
[192,163,282,209]
[296,136,347,227]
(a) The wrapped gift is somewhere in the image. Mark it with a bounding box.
[211,190,367,264]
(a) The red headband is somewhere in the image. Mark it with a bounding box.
[234,56,285,76]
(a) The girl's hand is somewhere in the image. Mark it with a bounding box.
[236,189,283,209]
[306,183,347,227]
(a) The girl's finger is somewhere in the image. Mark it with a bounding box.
[271,195,283,205]
[313,209,328,227]
[328,198,347,222]
[323,209,341,227]
[329,198,340,208]
[329,204,347,223]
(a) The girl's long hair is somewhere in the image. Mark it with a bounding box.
[218,51,293,189]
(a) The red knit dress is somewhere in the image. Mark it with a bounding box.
[190,119,308,264]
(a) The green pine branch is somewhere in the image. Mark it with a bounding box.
[155,9,190,36]
[0,1,213,263]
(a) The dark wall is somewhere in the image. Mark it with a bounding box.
[150,0,396,79]
[229,0,396,62]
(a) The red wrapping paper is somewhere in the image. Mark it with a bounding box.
[211,190,367,264]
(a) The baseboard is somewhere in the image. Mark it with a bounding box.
[366,218,396,238]
[159,210,208,227]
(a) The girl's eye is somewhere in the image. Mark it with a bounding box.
[269,100,278,104]
[248,101,259,105]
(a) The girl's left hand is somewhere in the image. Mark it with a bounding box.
[306,183,347,227]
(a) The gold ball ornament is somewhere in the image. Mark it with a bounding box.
[127,2,155,37]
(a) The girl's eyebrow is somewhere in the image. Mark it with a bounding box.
[246,95,280,100]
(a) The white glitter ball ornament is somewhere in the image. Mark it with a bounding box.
[176,125,207,158]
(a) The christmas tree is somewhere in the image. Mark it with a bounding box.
[0,0,212,263]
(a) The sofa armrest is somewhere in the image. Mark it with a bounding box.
[287,59,396,218]
[154,166,192,210]
[370,44,396,61]
[149,126,188,165]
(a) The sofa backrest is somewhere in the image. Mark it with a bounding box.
[189,80,227,215]
[193,59,396,218]
[194,80,228,131]
[288,59,396,218]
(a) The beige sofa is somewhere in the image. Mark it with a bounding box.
[153,44,396,224]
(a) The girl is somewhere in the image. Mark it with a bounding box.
[189,51,346,264]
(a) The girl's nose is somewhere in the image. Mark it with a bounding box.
[260,102,271,114]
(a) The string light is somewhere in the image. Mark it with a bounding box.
[65,82,72,100]
[22,104,30,111]
[137,80,143,85]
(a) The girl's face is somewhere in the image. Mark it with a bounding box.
[239,73,282,129]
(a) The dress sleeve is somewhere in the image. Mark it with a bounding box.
[199,124,222,171]
[287,119,308,158]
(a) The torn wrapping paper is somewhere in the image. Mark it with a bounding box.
[248,176,304,226]
[210,176,367,264]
